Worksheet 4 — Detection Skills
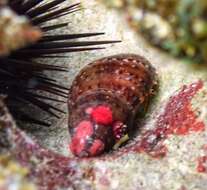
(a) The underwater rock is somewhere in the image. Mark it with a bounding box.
[0,6,41,56]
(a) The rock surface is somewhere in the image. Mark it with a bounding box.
[0,5,41,56]
[1,0,207,190]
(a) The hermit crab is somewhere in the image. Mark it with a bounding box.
[68,54,158,157]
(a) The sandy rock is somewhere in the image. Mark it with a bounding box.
[0,6,41,56]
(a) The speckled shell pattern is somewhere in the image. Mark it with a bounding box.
[68,54,157,136]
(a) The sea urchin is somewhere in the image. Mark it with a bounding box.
[0,0,120,126]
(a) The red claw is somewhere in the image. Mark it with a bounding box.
[69,120,93,156]
[69,137,85,156]
[89,139,105,156]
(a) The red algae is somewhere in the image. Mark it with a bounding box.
[125,81,205,158]
[197,156,207,173]
[1,81,206,189]
[197,145,207,173]
[153,81,204,135]
[0,99,88,190]
[179,186,188,190]
[11,128,82,190]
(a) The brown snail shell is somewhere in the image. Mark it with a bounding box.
[68,54,158,157]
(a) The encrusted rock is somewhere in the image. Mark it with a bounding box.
[0,6,41,56]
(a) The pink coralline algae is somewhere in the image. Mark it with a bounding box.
[121,81,205,158]
[0,81,206,190]
[197,145,207,173]
[10,128,84,190]
[197,156,207,173]
[0,100,89,190]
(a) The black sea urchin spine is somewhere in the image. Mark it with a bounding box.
[0,0,120,126]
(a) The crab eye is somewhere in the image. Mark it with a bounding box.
[113,121,127,140]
